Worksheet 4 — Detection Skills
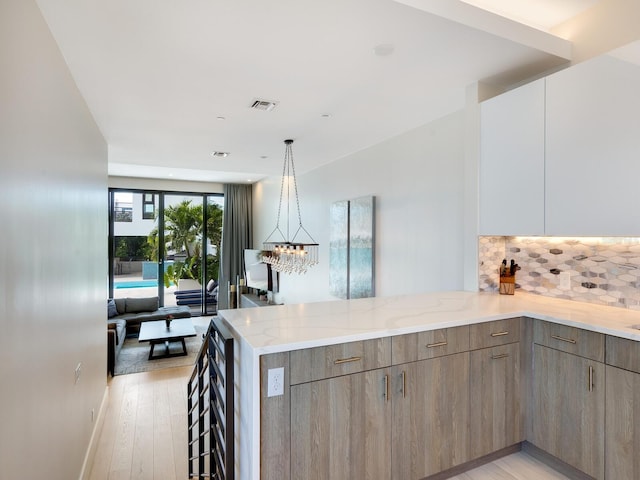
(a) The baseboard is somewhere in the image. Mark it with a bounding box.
[522,441,596,480]
[78,385,109,480]
[424,443,522,480]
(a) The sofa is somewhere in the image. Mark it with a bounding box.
[107,296,191,375]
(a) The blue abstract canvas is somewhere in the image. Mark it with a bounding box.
[329,196,375,299]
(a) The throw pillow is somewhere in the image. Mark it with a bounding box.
[206,279,217,293]
[107,299,118,318]
[114,298,126,315]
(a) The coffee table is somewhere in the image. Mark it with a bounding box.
[138,318,197,360]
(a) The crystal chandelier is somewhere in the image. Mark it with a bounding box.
[262,139,319,274]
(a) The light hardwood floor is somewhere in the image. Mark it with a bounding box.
[88,365,569,480]
[88,366,192,480]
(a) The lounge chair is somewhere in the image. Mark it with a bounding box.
[174,279,218,306]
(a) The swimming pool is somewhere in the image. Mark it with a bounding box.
[114,280,159,289]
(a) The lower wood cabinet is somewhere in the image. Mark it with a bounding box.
[264,319,640,480]
[290,368,392,480]
[531,344,605,480]
[469,343,521,459]
[391,352,470,479]
[605,365,640,479]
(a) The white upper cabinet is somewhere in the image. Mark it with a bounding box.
[479,79,545,235]
[545,54,640,236]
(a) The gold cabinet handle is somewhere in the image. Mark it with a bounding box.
[491,353,510,360]
[426,341,448,348]
[588,366,594,392]
[551,334,577,344]
[384,374,389,402]
[491,331,509,337]
[334,356,361,365]
[401,370,406,398]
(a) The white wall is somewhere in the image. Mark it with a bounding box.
[253,111,467,304]
[109,175,224,194]
[0,1,108,479]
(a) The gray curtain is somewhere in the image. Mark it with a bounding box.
[218,183,253,309]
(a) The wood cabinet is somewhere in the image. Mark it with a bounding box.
[290,337,391,385]
[391,325,469,364]
[533,319,604,362]
[261,317,640,480]
[290,368,392,480]
[604,335,640,479]
[469,342,521,460]
[479,79,545,235]
[391,352,470,479]
[531,343,604,479]
[605,365,640,479]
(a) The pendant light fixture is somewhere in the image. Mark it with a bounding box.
[262,139,319,274]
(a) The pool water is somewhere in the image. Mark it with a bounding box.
[114,280,159,289]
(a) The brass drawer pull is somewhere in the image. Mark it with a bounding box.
[426,341,448,348]
[551,334,577,344]
[384,374,389,402]
[334,356,362,365]
[401,370,406,398]
[491,353,510,360]
[491,331,509,337]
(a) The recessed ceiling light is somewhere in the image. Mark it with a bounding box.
[211,151,229,158]
[216,116,226,120]
[260,155,268,159]
[321,113,331,118]
[373,43,395,56]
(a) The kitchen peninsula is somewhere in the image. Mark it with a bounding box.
[219,291,640,480]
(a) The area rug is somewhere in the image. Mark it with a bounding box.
[114,321,210,376]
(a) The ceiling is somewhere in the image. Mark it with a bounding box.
[34,0,599,184]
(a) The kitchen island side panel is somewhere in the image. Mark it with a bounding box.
[230,324,261,480]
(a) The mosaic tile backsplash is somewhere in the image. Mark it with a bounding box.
[479,237,640,311]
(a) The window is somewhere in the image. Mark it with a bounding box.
[142,193,155,220]
[114,192,133,222]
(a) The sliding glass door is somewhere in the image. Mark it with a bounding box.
[109,189,223,316]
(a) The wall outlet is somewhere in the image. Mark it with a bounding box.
[74,363,82,384]
[267,367,284,397]
[559,272,571,290]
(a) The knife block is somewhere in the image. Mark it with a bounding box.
[499,273,515,295]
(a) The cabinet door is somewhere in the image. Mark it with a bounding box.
[545,54,640,235]
[531,344,604,479]
[479,78,545,235]
[391,352,470,479]
[290,368,391,480]
[469,343,521,459]
[605,365,640,479]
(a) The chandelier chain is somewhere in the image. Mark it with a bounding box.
[262,139,319,274]
[288,143,304,227]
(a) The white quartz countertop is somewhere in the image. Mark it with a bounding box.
[218,291,640,355]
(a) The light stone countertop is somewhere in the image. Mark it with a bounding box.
[218,291,640,355]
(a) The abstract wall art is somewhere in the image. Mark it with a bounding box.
[329,196,375,299]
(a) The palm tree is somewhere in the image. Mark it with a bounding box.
[147,199,223,283]
[164,200,201,257]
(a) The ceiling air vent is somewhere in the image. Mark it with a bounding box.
[211,151,229,158]
[250,99,277,111]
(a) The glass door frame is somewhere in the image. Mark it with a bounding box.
[108,188,222,316]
